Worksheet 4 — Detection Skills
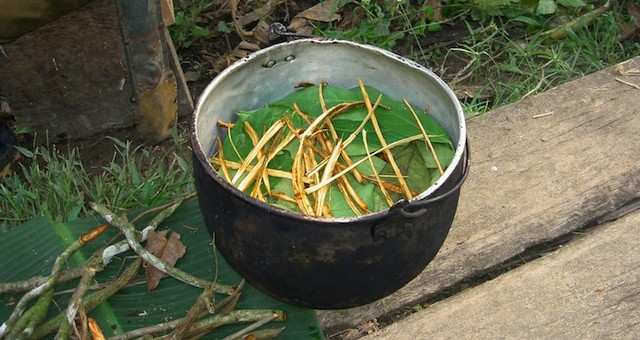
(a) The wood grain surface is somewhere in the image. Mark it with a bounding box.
[365,208,640,339]
[319,56,640,334]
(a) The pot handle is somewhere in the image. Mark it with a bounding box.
[268,22,314,44]
[397,141,470,218]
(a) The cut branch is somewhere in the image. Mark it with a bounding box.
[404,99,444,175]
[91,203,235,295]
[363,130,394,207]
[30,258,143,339]
[0,222,101,338]
[358,78,412,199]
[305,133,425,194]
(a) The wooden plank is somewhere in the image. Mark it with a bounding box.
[364,209,640,339]
[318,56,640,333]
[0,0,135,142]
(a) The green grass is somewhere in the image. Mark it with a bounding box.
[312,0,640,115]
[0,136,194,231]
[458,10,639,113]
[169,0,217,49]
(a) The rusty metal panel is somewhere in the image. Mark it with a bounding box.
[0,0,135,142]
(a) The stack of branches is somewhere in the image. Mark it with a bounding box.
[0,194,286,339]
[211,79,449,218]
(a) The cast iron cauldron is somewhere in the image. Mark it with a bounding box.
[191,39,469,309]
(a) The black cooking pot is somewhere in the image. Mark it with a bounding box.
[191,39,469,309]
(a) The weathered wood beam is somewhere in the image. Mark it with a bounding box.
[113,0,178,144]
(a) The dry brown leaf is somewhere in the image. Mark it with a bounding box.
[295,0,342,22]
[618,2,640,41]
[212,0,270,74]
[617,19,638,41]
[145,230,187,292]
[289,0,343,35]
[209,35,263,73]
[236,0,287,27]
[615,64,640,76]
[229,0,272,44]
[146,230,169,255]
[453,84,495,101]
[145,230,168,291]
[221,0,342,73]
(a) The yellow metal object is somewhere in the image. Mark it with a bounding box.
[135,74,178,145]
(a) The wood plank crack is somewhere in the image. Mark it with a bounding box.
[319,56,640,335]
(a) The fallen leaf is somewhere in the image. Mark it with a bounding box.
[628,1,640,27]
[615,64,640,76]
[289,0,343,36]
[146,230,168,256]
[294,0,342,22]
[145,230,187,292]
[229,0,270,45]
[453,84,495,101]
[618,2,640,41]
[616,19,638,41]
[236,0,287,27]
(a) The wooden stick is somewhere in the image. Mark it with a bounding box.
[363,130,394,207]
[232,120,285,184]
[215,136,232,182]
[358,78,412,199]
[359,173,418,196]
[238,124,291,194]
[305,134,425,194]
[291,148,315,215]
[318,83,364,183]
[269,191,297,205]
[403,99,444,175]
[336,180,363,216]
[338,176,370,214]
[615,77,640,90]
[236,154,265,192]
[216,120,235,129]
[259,126,287,196]
[243,121,261,150]
[210,158,312,183]
[315,139,344,216]
[221,122,243,162]
[342,94,382,148]
[291,102,364,215]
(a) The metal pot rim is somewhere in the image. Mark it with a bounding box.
[192,38,467,224]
